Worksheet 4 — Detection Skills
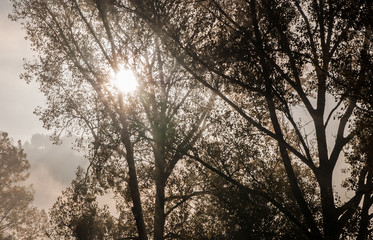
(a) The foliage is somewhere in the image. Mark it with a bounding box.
[10,0,373,239]
[122,0,373,239]
[0,132,48,239]
[48,167,121,240]
[10,1,213,239]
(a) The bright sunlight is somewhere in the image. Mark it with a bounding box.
[112,68,138,94]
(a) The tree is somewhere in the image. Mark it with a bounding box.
[10,0,373,239]
[0,132,48,239]
[10,1,213,239]
[185,97,318,239]
[48,167,120,240]
[119,0,373,239]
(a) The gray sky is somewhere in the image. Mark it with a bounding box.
[0,2,116,213]
[0,1,48,142]
[0,1,80,211]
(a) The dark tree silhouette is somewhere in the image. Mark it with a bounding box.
[10,1,213,239]
[120,0,373,239]
[10,0,373,239]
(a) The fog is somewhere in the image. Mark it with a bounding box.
[23,134,88,210]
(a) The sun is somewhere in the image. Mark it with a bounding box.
[112,68,138,94]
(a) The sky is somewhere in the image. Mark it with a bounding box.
[0,1,47,142]
[0,1,88,211]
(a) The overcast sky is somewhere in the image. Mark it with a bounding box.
[0,1,85,211]
[0,1,48,142]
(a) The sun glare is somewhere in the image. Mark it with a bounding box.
[112,68,138,94]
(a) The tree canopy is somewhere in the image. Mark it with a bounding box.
[10,0,373,239]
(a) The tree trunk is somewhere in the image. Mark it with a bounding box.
[317,167,340,240]
[126,147,148,240]
[357,166,373,240]
[121,124,148,240]
[153,141,166,240]
[153,37,167,240]
[357,193,371,240]
[154,173,166,240]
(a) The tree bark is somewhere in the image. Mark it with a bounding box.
[124,138,148,240]
[316,167,339,240]
[119,104,148,240]
[154,167,166,240]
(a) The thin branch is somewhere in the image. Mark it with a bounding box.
[165,191,211,216]
[324,95,346,129]
[185,151,315,239]
[329,100,356,166]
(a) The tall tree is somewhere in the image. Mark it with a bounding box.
[120,0,373,239]
[11,0,373,238]
[10,1,213,239]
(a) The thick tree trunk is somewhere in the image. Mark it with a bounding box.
[153,37,167,240]
[153,140,167,240]
[125,144,148,240]
[154,172,166,240]
[120,119,148,240]
[314,100,340,240]
[317,167,340,240]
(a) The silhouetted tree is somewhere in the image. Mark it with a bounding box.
[120,0,373,239]
[0,132,48,239]
[10,0,373,239]
[10,1,213,239]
